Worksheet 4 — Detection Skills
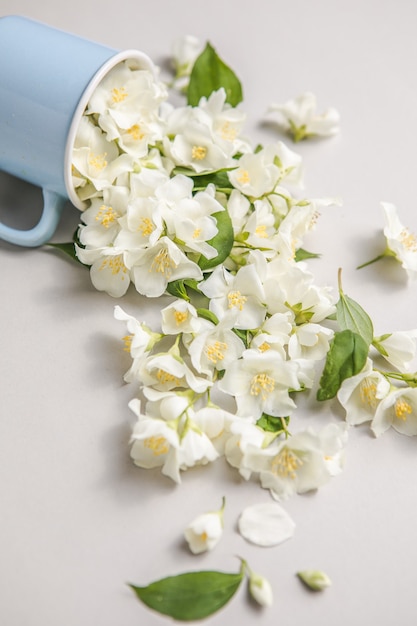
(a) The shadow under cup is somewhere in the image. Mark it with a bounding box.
[0,15,154,247]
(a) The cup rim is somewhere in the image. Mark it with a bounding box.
[64,48,155,211]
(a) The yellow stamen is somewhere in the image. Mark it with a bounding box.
[144,436,169,456]
[95,204,119,228]
[255,224,268,238]
[99,255,127,277]
[123,334,132,352]
[156,369,182,386]
[88,152,107,172]
[205,341,228,364]
[258,341,271,353]
[359,378,378,409]
[174,310,189,325]
[250,373,275,399]
[394,397,413,421]
[191,145,207,161]
[139,217,155,237]
[192,227,202,239]
[127,124,145,141]
[111,87,128,103]
[237,169,250,184]
[228,290,247,311]
[220,121,237,141]
[399,228,417,252]
[150,248,176,278]
[272,447,303,479]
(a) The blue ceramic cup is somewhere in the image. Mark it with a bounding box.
[0,15,154,246]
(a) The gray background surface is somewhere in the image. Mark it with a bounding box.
[1,1,417,624]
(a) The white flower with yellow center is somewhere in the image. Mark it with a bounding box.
[138,348,211,394]
[250,312,293,358]
[241,423,348,500]
[126,236,203,298]
[184,497,225,554]
[266,92,340,142]
[115,195,164,250]
[72,117,133,196]
[219,349,301,420]
[243,199,279,250]
[228,149,280,198]
[187,315,246,376]
[161,299,201,335]
[337,359,390,425]
[161,182,225,260]
[75,245,131,297]
[77,185,129,248]
[199,264,266,330]
[197,88,249,156]
[382,202,417,279]
[371,387,417,437]
[129,398,181,480]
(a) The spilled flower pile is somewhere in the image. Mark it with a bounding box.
[61,38,417,620]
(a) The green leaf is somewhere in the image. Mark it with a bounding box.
[197,308,219,325]
[166,279,190,301]
[336,270,374,346]
[198,210,234,271]
[173,167,237,192]
[256,414,290,435]
[129,569,244,621]
[295,248,321,262]
[187,42,243,107]
[317,329,368,401]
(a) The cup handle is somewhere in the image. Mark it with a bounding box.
[0,188,66,247]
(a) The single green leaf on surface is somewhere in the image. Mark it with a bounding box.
[187,42,243,107]
[129,568,244,621]
[317,329,368,401]
[295,248,321,262]
[198,210,234,271]
[256,413,290,435]
[336,268,374,346]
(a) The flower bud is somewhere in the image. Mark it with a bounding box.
[297,569,331,591]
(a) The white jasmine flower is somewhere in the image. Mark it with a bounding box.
[250,312,293,358]
[288,323,334,361]
[199,264,266,330]
[139,349,211,394]
[129,399,181,480]
[241,423,348,500]
[382,202,417,279]
[243,199,279,251]
[72,117,133,194]
[161,300,201,335]
[371,387,417,437]
[187,315,246,376]
[248,571,274,608]
[219,350,301,420]
[115,195,164,250]
[358,203,417,279]
[228,149,280,198]
[238,501,295,547]
[197,88,248,156]
[337,359,391,425]
[78,186,129,248]
[373,330,417,371]
[266,92,340,142]
[126,237,203,298]
[184,497,225,554]
[224,420,267,478]
[75,245,131,297]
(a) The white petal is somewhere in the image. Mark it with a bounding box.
[238,502,295,546]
